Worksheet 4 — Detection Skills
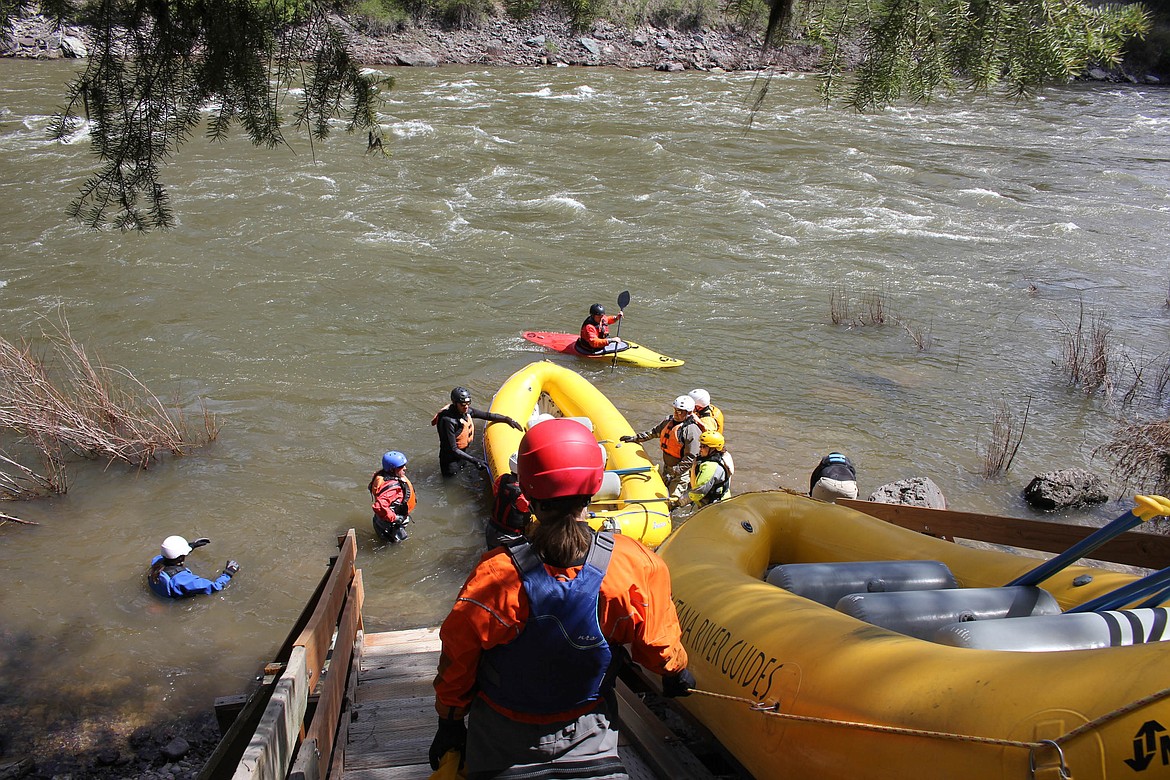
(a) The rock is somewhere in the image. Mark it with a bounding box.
[394,49,438,67]
[0,758,33,780]
[869,477,947,509]
[1087,67,1110,80]
[655,61,685,72]
[525,34,545,47]
[578,37,600,56]
[161,736,190,760]
[60,35,87,57]
[1023,468,1108,510]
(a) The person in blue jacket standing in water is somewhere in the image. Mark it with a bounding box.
[148,535,240,598]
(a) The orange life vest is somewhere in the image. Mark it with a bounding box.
[371,474,416,519]
[659,418,686,459]
[432,404,476,449]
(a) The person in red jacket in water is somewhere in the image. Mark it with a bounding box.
[430,418,694,778]
[575,303,624,355]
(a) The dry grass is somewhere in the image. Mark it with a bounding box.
[0,315,219,517]
[981,397,1030,478]
[1099,418,1170,495]
[830,288,931,351]
[1057,302,1110,392]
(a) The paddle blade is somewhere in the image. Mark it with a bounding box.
[618,290,630,310]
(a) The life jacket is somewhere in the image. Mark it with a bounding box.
[659,416,696,460]
[371,473,416,520]
[491,473,532,532]
[432,404,475,449]
[693,451,731,505]
[696,405,724,434]
[575,316,609,352]
[477,532,614,714]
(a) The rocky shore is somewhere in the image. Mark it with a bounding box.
[2,10,822,72]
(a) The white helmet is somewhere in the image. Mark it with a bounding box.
[161,535,192,559]
[673,395,695,412]
[688,388,710,408]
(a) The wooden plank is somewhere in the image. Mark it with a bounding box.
[344,732,433,770]
[295,530,358,692]
[839,499,1170,570]
[362,627,442,652]
[347,697,434,740]
[301,570,365,780]
[355,677,435,704]
[359,652,440,681]
[233,646,310,780]
[342,763,432,780]
[614,680,712,779]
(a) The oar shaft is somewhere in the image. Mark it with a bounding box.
[1005,510,1142,587]
[1066,565,1170,613]
[606,466,652,476]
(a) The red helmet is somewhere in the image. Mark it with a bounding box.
[517,418,604,501]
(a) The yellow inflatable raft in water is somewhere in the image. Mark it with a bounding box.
[485,361,672,548]
[657,491,1170,780]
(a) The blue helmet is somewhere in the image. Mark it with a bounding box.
[382,451,408,470]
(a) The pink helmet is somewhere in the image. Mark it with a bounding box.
[517,418,604,501]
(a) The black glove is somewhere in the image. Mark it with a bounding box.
[662,668,696,697]
[620,435,637,443]
[507,418,525,432]
[190,537,211,548]
[428,717,467,770]
[224,560,240,577]
[475,459,488,472]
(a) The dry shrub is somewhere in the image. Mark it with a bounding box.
[1099,418,1170,495]
[1057,302,1110,392]
[0,315,219,513]
[981,397,1030,478]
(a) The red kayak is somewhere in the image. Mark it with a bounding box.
[522,331,684,368]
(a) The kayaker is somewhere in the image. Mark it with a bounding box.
[432,387,525,477]
[487,471,532,549]
[430,418,694,778]
[575,303,623,355]
[688,388,725,434]
[369,450,416,543]
[688,430,734,507]
[620,395,704,509]
[147,536,239,599]
[810,451,858,502]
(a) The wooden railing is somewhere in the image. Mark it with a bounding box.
[840,499,1170,570]
[199,529,363,780]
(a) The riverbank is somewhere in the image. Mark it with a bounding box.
[2,10,823,72]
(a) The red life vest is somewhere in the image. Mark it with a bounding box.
[491,473,532,532]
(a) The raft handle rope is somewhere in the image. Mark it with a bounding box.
[687,683,1170,764]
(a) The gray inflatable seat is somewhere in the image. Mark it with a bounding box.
[934,607,1170,651]
[766,560,957,607]
[836,586,1061,640]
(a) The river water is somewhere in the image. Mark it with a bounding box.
[0,58,1168,751]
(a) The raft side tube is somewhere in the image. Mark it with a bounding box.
[836,586,1061,640]
[765,560,958,607]
[934,606,1170,651]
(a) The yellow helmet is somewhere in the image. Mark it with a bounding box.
[699,431,725,451]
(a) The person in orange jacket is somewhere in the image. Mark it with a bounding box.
[429,418,694,778]
[575,303,624,355]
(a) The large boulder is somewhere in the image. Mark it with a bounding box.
[869,477,947,509]
[1023,469,1109,510]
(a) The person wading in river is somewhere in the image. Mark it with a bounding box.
[148,536,239,599]
[433,387,525,478]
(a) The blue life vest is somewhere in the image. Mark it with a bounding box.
[478,531,615,714]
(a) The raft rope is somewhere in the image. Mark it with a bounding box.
[687,683,1170,761]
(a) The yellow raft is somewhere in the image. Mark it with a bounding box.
[657,491,1170,780]
[485,361,672,548]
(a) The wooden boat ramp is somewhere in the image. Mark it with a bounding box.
[197,501,1170,780]
[197,530,738,780]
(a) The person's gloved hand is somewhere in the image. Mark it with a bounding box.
[507,418,525,432]
[475,459,488,472]
[224,560,240,577]
[190,537,211,548]
[662,668,696,697]
[620,435,637,443]
[428,717,467,770]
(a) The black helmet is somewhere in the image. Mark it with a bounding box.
[450,387,471,404]
[590,303,605,316]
